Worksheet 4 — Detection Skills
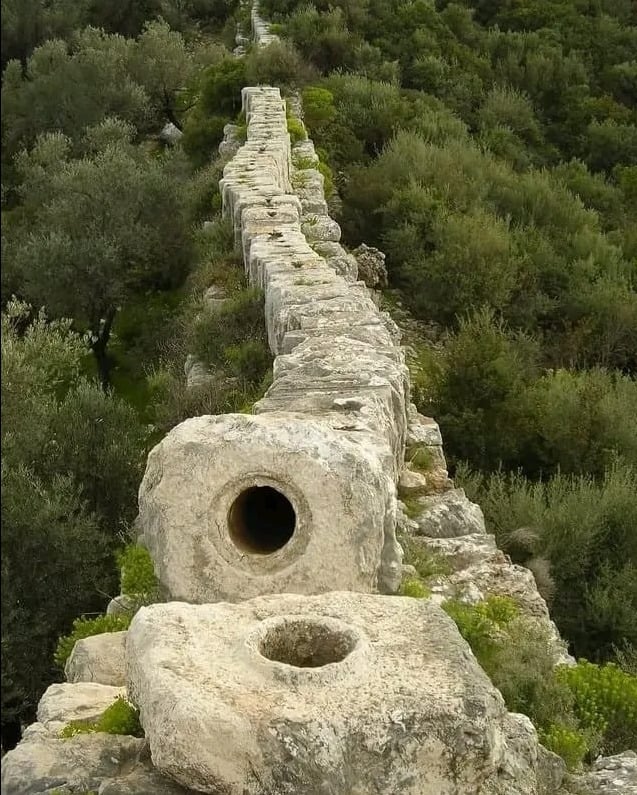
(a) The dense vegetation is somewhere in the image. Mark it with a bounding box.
[1,0,635,771]
[255,0,637,675]
[0,0,273,750]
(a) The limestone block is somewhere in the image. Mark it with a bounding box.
[64,631,127,687]
[292,140,319,165]
[573,752,637,794]
[203,285,228,313]
[36,682,125,731]
[159,122,183,146]
[414,533,501,571]
[398,468,428,494]
[137,413,396,603]
[301,214,341,242]
[126,594,525,795]
[106,593,136,616]
[407,405,443,446]
[352,243,388,288]
[0,732,146,795]
[414,488,486,538]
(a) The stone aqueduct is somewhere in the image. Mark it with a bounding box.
[3,7,635,795]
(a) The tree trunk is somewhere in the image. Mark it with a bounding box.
[164,89,183,131]
[91,307,117,391]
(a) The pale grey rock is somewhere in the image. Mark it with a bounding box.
[414,488,486,538]
[203,285,228,312]
[413,533,501,571]
[1,732,146,795]
[571,752,637,794]
[64,632,127,687]
[106,594,135,616]
[301,214,341,242]
[183,354,212,390]
[138,413,396,603]
[127,593,548,795]
[159,123,183,146]
[353,243,389,289]
[398,468,428,494]
[36,682,125,732]
[407,405,443,446]
[292,140,318,165]
[492,713,565,795]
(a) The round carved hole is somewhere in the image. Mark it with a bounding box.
[259,619,358,668]
[228,486,295,554]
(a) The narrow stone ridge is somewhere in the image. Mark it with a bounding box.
[134,86,409,602]
[222,86,409,475]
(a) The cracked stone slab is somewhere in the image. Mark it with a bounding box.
[126,593,530,795]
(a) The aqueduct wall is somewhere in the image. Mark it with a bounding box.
[3,6,635,795]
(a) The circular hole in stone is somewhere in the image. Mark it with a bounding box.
[259,619,358,668]
[228,486,296,554]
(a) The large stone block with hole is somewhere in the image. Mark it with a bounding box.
[126,593,552,795]
[137,413,399,603]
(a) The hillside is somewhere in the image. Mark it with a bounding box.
[1,0,636,791]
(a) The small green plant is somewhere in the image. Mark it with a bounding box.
[400,535,450,581]
[538,724,588,771]
[399,493,425,518]
[60,697,143,739]
[292,260,304,269]
[224,340,272,386]
[292,155,317,170]
[287,117,307,144]
[292,170,310,188]
[55,614,131,668]
[558,660,637,754]
[443,596,519,673]
[406,444,434,473]
[118,544,158,600]
[399,577,431,598]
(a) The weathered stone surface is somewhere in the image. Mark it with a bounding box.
[64,631,127,687]
[493,713,565,795]
[184,354,212,389]
[127,593,549,795]
[407,405,443,446]
[570,752,637,794]
[138,413,397,602]
[301,214,341,242]
[203,284,228,312]
[159,122,183,146]
[398,467,428,494]
[413,533,501,571]
[352,243,389,289]
[36,682,125,732]
[413,488,486,538]
[1,731,147,795]
[106,593,136,616]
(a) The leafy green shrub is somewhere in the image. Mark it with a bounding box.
[399,578,430,598]
[316,159,334,198]
[287,117,307,144]
[400,535,450,581]
[54,614,131,668]
[60,697,143,739]
[444,595,520,671]
[117,544,157,599]
[245,40,312,87]
[558,661,637,754]
[182,111,227,169]
[224,340,272,386]
[191,287,268,365]
[301,87,336,133]
[538,724,588,771]
[199,58,246,116]
[406,444,434,473]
